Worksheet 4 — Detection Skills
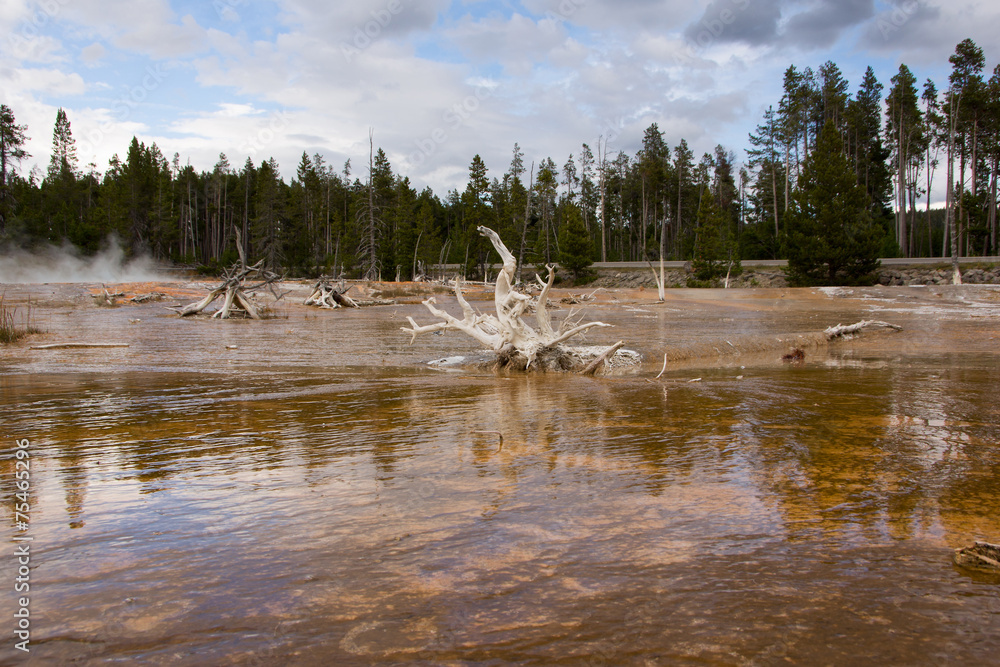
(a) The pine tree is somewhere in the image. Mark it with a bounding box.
[534,157,558,264]
[746,105,784,250]
[0,104,30,236]
[818,61,850,131]
[462,154,490,278]
[253,157,284,270]
[886,64,923,256]
[43,108,81,242]
[578,143,597,238]
[692,168,738,283]
[846,66,892,224]
[47,108,78,182]
[785,121,883,286]
[673,139,695,257]
[944,38,986,274]
[558,202,593,282]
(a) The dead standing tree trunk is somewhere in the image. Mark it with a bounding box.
[173,259,282,319]
[402,226,639,373]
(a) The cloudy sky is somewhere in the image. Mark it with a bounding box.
[2,0,999,200]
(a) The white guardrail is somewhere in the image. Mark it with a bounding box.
[433,257,1000,271]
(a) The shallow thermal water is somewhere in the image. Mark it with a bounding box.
[1,281,999,665]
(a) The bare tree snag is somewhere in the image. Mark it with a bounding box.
[646,260,666,302]
[171,259,281,319]
[402,226,639,372]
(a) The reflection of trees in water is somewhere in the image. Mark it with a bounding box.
[732,365,1000,544]
[12,362,998,545]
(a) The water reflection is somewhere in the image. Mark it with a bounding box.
[2,351,998,664]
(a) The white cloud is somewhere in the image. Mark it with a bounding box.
[80,42,105,64]
[3,32,66,65]
[59,0,210,58]
[1,66,85,96]
[215,102,262,117]
[6,0,1000,204]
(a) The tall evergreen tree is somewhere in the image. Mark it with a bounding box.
[785,121,884,285]
[534,157,558,264]
[746,105,784,249]
[47,108,79,182]
[43,108,81,242]
[0,104,30,236]
[462,154,490,277]
[818,61,850,131]
[559,202,593,282]
[692,175,735,282]
[886,64,924,256]
[944,38,985,274]
[673,139,695,257]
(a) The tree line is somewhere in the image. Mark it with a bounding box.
[0,38,998,285]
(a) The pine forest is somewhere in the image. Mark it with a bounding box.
[2,39,999,286]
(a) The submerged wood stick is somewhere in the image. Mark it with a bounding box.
[655,353,668,379]
[30,343,130,349]
[579,340,626,376]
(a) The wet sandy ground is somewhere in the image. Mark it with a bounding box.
[1,279,999,665]
[2,278,999,374]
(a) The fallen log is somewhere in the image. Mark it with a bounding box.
[824,320,903,340]
[954,541,1000,572]
[31,343,129,349]
[130,292,166,303]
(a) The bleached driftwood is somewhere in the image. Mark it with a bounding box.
[130,292,165,303]
[824,320,902,340]
[954,541,1000,572]
[304,278,359,309]
[402,225,639,372]
[172,259,281,319]
[30,342,129,349]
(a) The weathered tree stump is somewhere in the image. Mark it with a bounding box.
[172,259,281,319]
[304,278,359,309]
[402,226,639,373]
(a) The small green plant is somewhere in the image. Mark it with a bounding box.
[0,294,43,344]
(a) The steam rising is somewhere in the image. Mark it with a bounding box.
[0,241,164,284]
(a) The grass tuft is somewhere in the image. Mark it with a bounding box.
[0,294,44,344]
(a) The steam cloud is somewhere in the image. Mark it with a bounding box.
[0,240,165,283]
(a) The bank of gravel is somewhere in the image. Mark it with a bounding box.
[591,263,1000,289]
